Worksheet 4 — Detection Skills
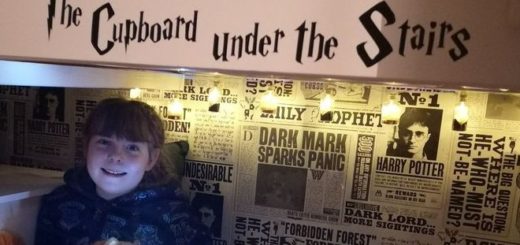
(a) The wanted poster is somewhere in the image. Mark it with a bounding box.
[368,88,454,209]
[1,86,74,170]
[183,159,234,245]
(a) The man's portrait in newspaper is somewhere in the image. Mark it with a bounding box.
[191,193,224,238]
[386,107,442,160]
[33,87,65,122]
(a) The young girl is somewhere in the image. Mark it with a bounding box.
[35,98,210,245]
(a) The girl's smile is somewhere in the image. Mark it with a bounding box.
[86,135,159,200]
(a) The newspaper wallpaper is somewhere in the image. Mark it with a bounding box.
[1,75,519,245]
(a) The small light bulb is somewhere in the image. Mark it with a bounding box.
[454,101,469,124]
[168,98,183,119]
[260,89,278,113]
[319,92,335,121]
[208,86,221,105]
[453,92,469,131]
[381,94,401,125]
[321,94,334,111]
[208,81,221,112]
[129,88,141,99]
[207,82,221,112]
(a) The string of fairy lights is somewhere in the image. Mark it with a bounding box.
[381,90,469,131]
[130,83,470,131]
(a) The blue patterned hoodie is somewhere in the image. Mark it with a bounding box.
[35,167,211,245]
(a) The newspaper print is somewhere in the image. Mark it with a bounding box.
[168,74,242,244]
[183,159,234,245]
[342,88,456,244]
[0,86,73,170]
[25,87,70,169]
[368,88,454,209]
[2,79,520,244]
[232,212,378,245]
[467,91,520,132]
[301,80,372,104]
[0,99,9,160]
[236,123,350,224]
[445,131,519,238]
[245,79,385,134]
[133,88,191,143]
[350,134,375,201]
[344,201,445,244]
[242,77,298,124]
[180,74,242,163]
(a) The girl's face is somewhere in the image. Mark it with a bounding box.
[86,135,159,200]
